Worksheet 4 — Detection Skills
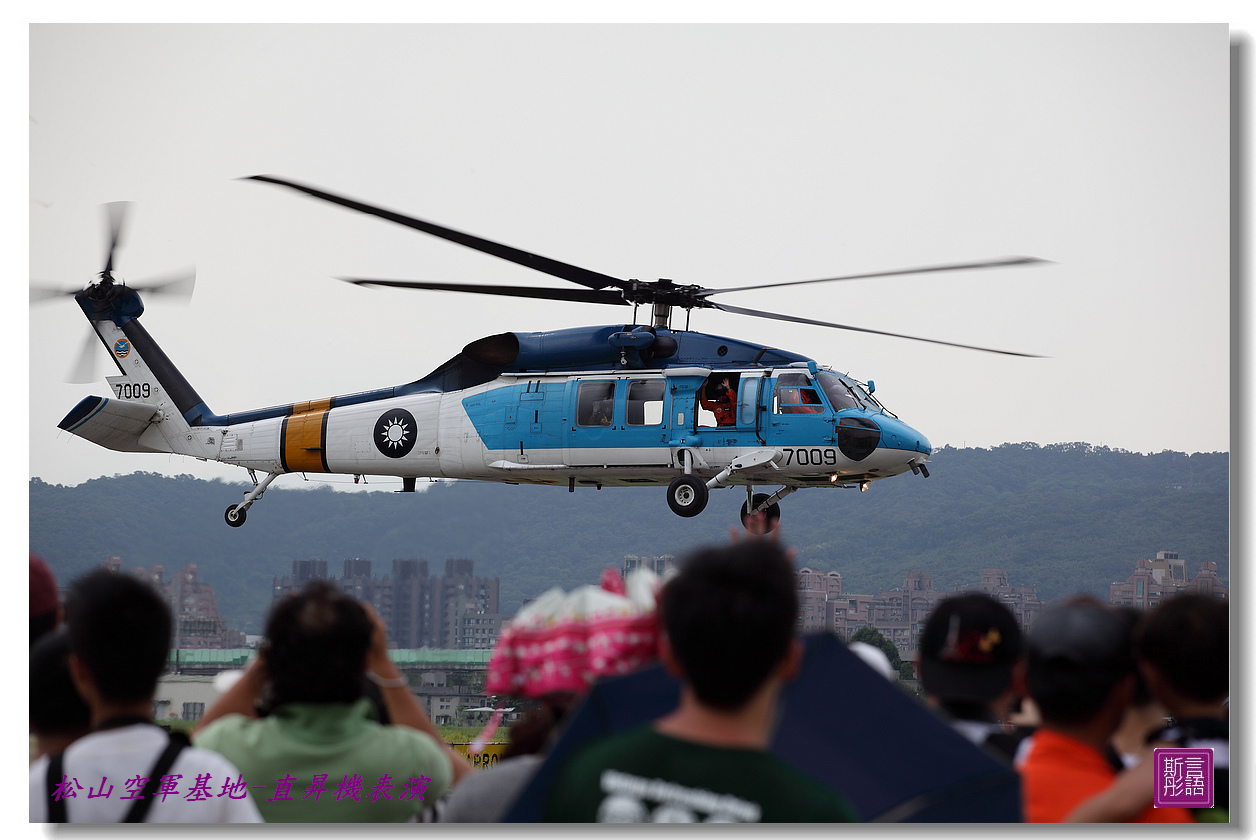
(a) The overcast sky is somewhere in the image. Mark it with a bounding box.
[28,22,1233,492]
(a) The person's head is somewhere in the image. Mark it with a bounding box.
[1133,594,1228,713]
[263,579,373,706]
[64,568,172,706]
[30,631,92,748]
[1025,601,1136,729]
[660,540,798,712]
[30,554,59,645]
[502,693,575,759]
[918,593,1022,714]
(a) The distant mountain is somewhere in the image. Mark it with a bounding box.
[29,443,1228,635]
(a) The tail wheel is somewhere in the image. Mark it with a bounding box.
[667,475,709,517]
[740,493,781,533]
[224,505,247,528]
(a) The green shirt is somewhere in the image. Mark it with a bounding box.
[542,726,859,823]
[195,698,452,822]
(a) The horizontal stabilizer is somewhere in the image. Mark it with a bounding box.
[58,396,164,453]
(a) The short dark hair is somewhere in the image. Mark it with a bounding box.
[661,540,797,712]
[1134,594,1228,704]
[1025,602,1135,726]
[30,631,92,736]
[264,579,373,706]
[64,569,172,704]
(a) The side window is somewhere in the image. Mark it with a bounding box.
[774,374,826,414]
[576,381,616,426]
[626,380,664,426]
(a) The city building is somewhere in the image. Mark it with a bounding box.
[1110,551,1228,608]
[796,566,1042,666]
[622,554,677,578]
[272,557,508,650]
[954,568,1043,634]
[104,556,246,649]
[796,567,843,633]
[154,655,510,725]
[154,674,218,722]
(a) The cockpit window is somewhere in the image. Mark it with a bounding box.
[816,371,865,411]
[773,373,827,414]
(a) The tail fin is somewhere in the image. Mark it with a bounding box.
[58,284,222,459]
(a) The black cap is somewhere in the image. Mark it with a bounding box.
[1027,603,1134,671]
[919,593,1022,703]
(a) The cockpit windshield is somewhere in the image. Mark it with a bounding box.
[817,371,881,412]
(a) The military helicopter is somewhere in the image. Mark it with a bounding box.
[43,177,1044,529]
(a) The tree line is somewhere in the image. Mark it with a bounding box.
[29,444,1228,635]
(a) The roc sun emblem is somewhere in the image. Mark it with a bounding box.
[373,409,418,458]
[113,338,131,358]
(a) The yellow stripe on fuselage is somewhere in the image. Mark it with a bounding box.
[282,398,332,472]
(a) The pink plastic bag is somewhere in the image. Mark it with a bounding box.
[486,567,661,698]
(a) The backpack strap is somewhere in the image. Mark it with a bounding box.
[122,730,190,823]
[46,752,67,823]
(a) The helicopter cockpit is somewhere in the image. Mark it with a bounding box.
[814,370,886,414]
[686,368,889,429]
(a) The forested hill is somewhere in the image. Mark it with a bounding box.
[30,444,1228,635]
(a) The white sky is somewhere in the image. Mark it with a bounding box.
[26,19,1237,491]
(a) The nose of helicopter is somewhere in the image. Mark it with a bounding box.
[878,416,931,457]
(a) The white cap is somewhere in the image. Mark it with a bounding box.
[849,641,896,680]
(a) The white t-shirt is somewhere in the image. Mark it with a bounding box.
[29,724,263,823]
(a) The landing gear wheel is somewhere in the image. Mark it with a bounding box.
[667,475,709,517]
[740,493,781,533]
[225,505,247,528]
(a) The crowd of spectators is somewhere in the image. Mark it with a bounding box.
[29,542,1228,824]
[28,562,261,822]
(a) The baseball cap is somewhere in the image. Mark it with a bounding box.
[919,593,1022,703]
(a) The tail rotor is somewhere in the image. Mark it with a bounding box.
[32,202,196,383]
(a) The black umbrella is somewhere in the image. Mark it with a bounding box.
[502,633,1021,822]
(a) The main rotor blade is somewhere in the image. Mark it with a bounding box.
[103,201,132,275]
[339,277,630,306]
[711,301,1044,357]
[248,175,629,292]
[130,268,197,299]
[30,284,81,303]
[699,256,1050,297]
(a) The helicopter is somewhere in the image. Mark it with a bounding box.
[44,176,1045,530]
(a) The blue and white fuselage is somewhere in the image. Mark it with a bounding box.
[58,285,932,526]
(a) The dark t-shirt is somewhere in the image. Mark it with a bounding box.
[541,726,858,823]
